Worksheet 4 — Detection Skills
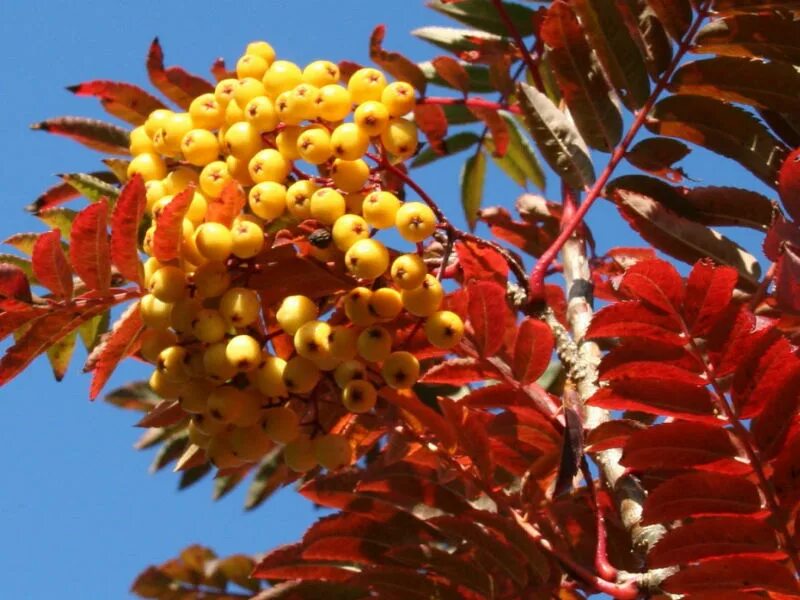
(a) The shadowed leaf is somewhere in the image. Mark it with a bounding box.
[67,80,167,126]
[31,117,130,155]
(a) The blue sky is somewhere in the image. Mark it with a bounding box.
[0,2,774,598]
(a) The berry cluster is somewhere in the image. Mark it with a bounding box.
[131,41,465,473]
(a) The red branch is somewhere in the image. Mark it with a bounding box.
[527,1,714,301]
[489,0,545,91]
[418,95,521,114]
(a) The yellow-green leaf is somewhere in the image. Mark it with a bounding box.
[461,150,486,231]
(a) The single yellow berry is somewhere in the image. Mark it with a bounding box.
[357,326,393,362]
[261,406,300,444]
[129,125,155,155]
[391,254,427,290]
[368,287,403,320]
[202,342,238,383]
[144,108,174,138]
[401,274,444,316]
[345,238,389,280]
[148,265,187,303]
[362,191,402,229]
[354,100,390,136]
[381,118,419,158]
[192,261,231,299]
[214,79,241,107]
[190,93,225,130]
[220,287,260,327]
[313,433,353,470]
[249,181,287,221]
[285,179,317,219]
[156,345,190,383]
[331,214,369,251]
[236,54,269,79]
[226,154,254,186]
[194,222,233,261]
[381,81,416,117]
[230,425,272,462]
[343,287,377,326]
[276,84,320,124]
[316,84,352,122]
[244,96,279,132]
[192,308,228,343]
[251,354,288,397]
[309,187,346,225]
[248,148,291,183]
[381,351,420,389]
[342,379,377,413]
[149,369,182,399]
[282,356,321,393]
[181,129,220,166]
[224,122,262,159]
[276,295,319,335]
[230,219,264,258]
[424,310,464,349]
[331,123,370,161]
[303,60,340,87]
[245,41,276,64]
[140,294,173,330]
[284,436,317,472]
[127,152,167,181]
[262,60,303,99]
[297,126,333,165]
[331,158,369,193]
[199,161,233,197]
[395,202,437,243]
[334,359,367,389]
[234,77,268,108]
[348,68,387,104]
[226,334,262,371]
[293,320,333,361]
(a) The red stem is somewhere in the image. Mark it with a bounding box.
[419,96,521,115]
[527,2,713,301]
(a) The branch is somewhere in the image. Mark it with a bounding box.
[527,1,714,300]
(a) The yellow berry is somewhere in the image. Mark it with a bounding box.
[424,310,464,349]
[230,219,264,258]
[343,287,377,326]
[188,419,211,448]
[297,126,333,165]
[348,68,387,104]
[195,222,233,261]
[262,60,303,99]
[363,191,401,229]
[199,161,233,197]
[139,328,178,363]
[145,180,167,213]
[234,77,268,108]
[214,79,240,107]
[331,123,370,161]
[168,166,200,193]
[148,265,187,303]
[381,118,419,158]
[276,295,319,335]
[236,54,269,79]
[193,412,230,437]
[177,378,214,415]
[185,191,209,226]
[354,100,390,136]
[249,181,287,220]
[161,112,194,155]
[275,125,302,160]
[248,148,291,183]
[345,238,389,280]
[309,187,346,225]
[303,60,340,87]
[284,436,317,472]
[357,326,393,362]
[226,155,254,186]
[261,406,300,444]
[230,425,272,462]
[157,345,190,383]
[224,99,245,125]
[331,214,369,251]
[192,261,231,299]
[144,108,173,138]
[181,129,220,166]
[170,297,202,336]
[192,308,228,343]
[206,385,248,424]
[316,84,352,122]
[342,379,377,413]
[313,433,353,470]
[334,359,367,388]
[277,84,320,124]
[149,369,182,399]
[401,274,444,316]
[129,125,155,155]
[368,287,402,321]
[127,152,166,181]
[331,158,369,193]
[246,41,276,64]
[282,356,321,394]
[395,202,437,243]
[381,81,416,117]
[220,287,261,327]
[224,122,262,159]
[285,179,317,219]
[203,342,238,383]
[328,326,360,360]
[381,351,420,389]
[189,93,225,130]
[293,320,333,361]
[391,254,427,290]
[232,389,264,428]
[251,354,288,397]
[244,96,279,132]
[140,294,173,330]
[226,334,262,371]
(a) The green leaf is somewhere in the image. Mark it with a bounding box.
[694,14,800,64]
[609,181,762,288]
[213,468,248,501]
[571,0,651,109]
[517,82,595,189]
[178,463,213,490]
[442,104,481,125]
[46,330,77,382]
[647,94,787,188]
[4,233,41,256]
[245,447,291,511]
[428,0,538,36]
[37,208,78,240]
[490,113,546,190]
[670,57,800,114]
[150,433,189,473]
[418,61,494,93]
[540,3,623,151]
[78,311,110,351]
[102,159,130,183]
[0,254,35,282]
[60,173,120,203]
[30,117,130,155]
[461,150,487,231]
[412,26,503,54]
[412,132,481,167]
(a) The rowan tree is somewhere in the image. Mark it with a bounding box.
[3,1,800,598]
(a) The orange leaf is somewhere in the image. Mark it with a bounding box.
[468,105,510,157]
[467,281,507,356]
[153,187,193,262]
[69,199,111,293]
[110,175,146,286]
[511,318,554,384]
[86,302,144,399]
[0,264,33,304]
[413,104,448,155]
[32,230,73,299]
[431,56,470,95]
[67,80,167,126]
[380,387,458,451]
[146,38,213,110]
[206,181,246,228]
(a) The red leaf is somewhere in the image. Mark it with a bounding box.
[248,253,353,305]
[775,245,800,313]
[205,181,246,228]
[136,399,185,428]
[601,361,706,387]
[420,357,497,386]
[67,80,167,126]
[413,104,448,155]
[0,264,33,303]
[643,472,763,524]
[480,207,557,258]
[618,258,684,314]
[146,38,214,110]
[440,399,493,479]
[32,230,73,299]
[380,387,459,451]
[110,175,146,286]
[27,180,80,214]
[369,25,427,95]
[0,299,118,386]
[468,105,509,157]
[649,517,782,567]
[431,56,469,94]
[585,419,645,452]
[69,199,111,293]
[621,422,738,471]
[460,383,531,408]
[587,301,684,345]
[778,147,800,223]
[152,187,193,262]
[662,556,799,594]
[301,536,386,564]
[589,377,717,423]
[684,259,738,336]
[467,281,507,356]
[210,57,235,82]
[732,335,800,419]
[30,117,130,155]
[511,318,554,384]
[455,239,508,286]
[0,307,47,339]
[253,543,355,582]
[86,302,144,400]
